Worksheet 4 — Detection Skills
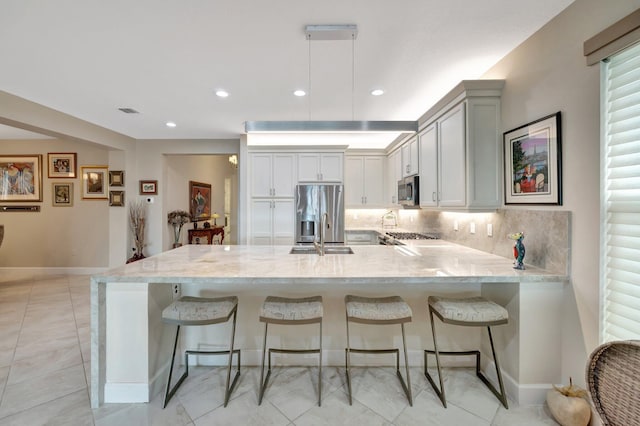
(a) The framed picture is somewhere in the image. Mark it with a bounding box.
[503,112,562,205]
[189,180,211,221]
[109,190,125,207]
[47,153,77,178]
[81,165,108,200]
[109,170,124,187]
[52,182,73,207]
[0,155,43,202]
[139,180,157,195]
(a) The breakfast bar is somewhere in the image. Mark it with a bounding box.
[90,241,567,408]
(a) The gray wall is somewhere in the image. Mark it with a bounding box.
[481,0,640,385]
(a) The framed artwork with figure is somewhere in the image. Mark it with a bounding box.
[503,112,562,205]
[0,155,43,202]
[189,180,211,221]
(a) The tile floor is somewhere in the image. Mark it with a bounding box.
[0,272,560,425]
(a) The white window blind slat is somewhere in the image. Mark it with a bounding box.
[602,41,640,342]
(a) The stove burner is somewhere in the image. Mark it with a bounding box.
[385,232,439,240]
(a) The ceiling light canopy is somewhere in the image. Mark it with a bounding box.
[370,89,384,96]
[293,90,306,97]
[215,90,229,98]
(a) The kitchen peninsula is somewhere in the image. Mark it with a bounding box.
[91,241,567,408]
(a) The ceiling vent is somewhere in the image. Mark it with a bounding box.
[118,107,139,114]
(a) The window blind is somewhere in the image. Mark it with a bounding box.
[602,41,640,342]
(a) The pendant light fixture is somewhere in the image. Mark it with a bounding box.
[245,24,418,134]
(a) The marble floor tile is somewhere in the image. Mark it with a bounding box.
[193,389,290,426]
[0,366,9,402]
[345,366,415,422]
[429,367,501,421]
[491,404,560,426]
[0,364,86,418]
[13,331,80,361]
[294,388,390,426]
[7,342,82,385]
[0,330,19,368]
[393,388,490,426]
[0,389,93,426]
[93,390,193,426]
[260,366,326,420]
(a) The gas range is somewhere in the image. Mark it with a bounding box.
[378,231,440,245]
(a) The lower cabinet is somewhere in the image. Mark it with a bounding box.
[249,198,295,245]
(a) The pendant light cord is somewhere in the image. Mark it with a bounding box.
[308,34,312,120]
[351,32,355,120]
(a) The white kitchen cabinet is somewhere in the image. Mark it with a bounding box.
[249,198,295,245]
[418,80,503,210]
[250,153,296,198]
[401,136,419,177]
[418,123,438,207]
[386,149,402,205]
[345,155,385,207]
[298,153,343,182]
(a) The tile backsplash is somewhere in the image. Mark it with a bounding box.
[346,208,570,275]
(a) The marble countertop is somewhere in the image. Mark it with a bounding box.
[92,241,567,285]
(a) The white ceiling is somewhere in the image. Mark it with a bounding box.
[0,0,574,148]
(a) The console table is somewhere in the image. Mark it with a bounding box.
[188,226,224,244]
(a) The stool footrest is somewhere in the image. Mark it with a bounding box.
[164,348,241,408]
[345,347,401,370]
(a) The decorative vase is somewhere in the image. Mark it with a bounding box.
[172,243,182,249]
[126,248,145,264]
[546,378,591,426]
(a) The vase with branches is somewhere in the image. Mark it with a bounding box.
[168,209,190,248]
[127,201,146,263]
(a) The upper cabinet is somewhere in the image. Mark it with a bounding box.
[401,136,419,177]
[298,153,344,182]
[386,150,402,205]
[250,153,297,198]
[418,80,504,210]
[345,154,385,207]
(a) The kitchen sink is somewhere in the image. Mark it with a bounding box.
[289,246,354,255]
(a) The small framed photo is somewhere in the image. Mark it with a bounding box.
[47,153,77,179]
[109,170,124,187]
[503,112,562,205]
[109,190,125,207]
[52,182,73,207]
[139,180,158,195]
[81,165,108,200]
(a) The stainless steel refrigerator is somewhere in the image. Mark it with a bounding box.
[295,184,345,244]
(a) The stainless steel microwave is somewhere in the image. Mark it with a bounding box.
[398,175,419,206]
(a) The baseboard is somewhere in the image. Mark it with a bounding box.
[482,359,552,405]
[0,267,107,275]
[104,382,149,403]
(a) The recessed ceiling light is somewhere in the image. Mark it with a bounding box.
[216,90,229,98]
[293,90,306,97]
[166,122,177,128]
[371,89,384,96]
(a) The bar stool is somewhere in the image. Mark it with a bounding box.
[424,295,509,409]
[344,295,413,406]
[162,295,241,408]
[258,295,323,406]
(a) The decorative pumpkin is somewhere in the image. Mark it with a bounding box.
[546,378,591,426]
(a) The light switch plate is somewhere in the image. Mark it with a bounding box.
[454,220,459,231]
[470,222,476,234]
[487,224,493,237]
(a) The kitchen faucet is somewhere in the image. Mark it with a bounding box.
[314,213,328,256]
